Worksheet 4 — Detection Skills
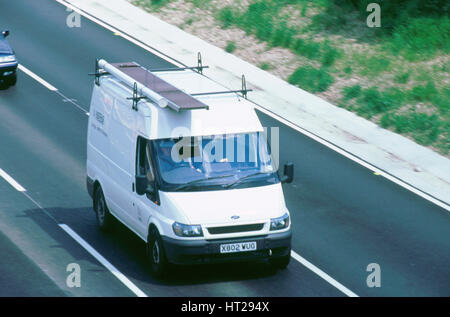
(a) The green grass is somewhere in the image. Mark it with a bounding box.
[288,66,334,93]
[259,62,272,70]
[353,54,391,77]
[342,85,362,100]
[185,17,194,25]
[321,41,340,67]
[187,0,212,9]
[225,41,237,53]
[381,112,442,146]
[133,0,172,10]
[408,82,438,103]
[394,71,410,84]
[217,6,235,29]
[389,17,450,61]
[217,1,340,67]
[291,37,322,59]
[356,88,399,117]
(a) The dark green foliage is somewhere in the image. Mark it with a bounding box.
[288,66,334,93]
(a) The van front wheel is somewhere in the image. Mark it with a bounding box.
[147,229,169,278]
[270,251,291,270]
[94,187,113,231]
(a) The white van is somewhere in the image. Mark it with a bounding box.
[86,59,294,276]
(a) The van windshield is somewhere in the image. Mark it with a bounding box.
[151,132,279,191]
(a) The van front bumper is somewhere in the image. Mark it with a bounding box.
[161,230,291,265]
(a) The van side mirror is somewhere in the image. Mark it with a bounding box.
[2,30,10,38]
[135,175,148,195]
[280,162,294,184]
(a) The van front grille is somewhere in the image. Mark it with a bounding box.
[207,224,264,235]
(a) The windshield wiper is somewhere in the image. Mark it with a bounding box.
[224,172,271,189]
[174,174,236,191]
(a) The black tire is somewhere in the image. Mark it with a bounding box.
[270,251,291,270]
[7,73,17,86]
[147,228,169,278]
[93,186,114,231]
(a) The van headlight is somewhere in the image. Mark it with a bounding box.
[0,55,16,63]
[172,222,203,237]
[270,213,290,231]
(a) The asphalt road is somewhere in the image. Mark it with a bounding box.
[0,0,449,297]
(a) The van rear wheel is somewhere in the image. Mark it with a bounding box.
[94,187,113,231]
[147,229,169,278]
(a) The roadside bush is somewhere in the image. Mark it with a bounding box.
[342,85,362,100]
[409,82,438,102]
[217,6,236,29]
[288,66,334,93]
[390,17,450,61]
[225,41,237,53]
[381,112,442,145]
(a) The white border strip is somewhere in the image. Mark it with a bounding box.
[59,224,148,297]
[291,251,358,297]
[0,168,26,192]
[18,64,58,91]
[254,104,450,212]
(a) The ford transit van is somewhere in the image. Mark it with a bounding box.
[86,59,293,276]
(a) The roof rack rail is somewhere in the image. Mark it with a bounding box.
[90,53,252,111]
[92,58,209,112]
[190,75,252,99]
[147,52,209,74]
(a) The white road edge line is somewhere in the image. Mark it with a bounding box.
[59,224,148,297]
[291,251,359,297]
[18,64,58,91]
[254,104,450,212]
[0,168,26,192]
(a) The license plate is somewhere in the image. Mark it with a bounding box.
[220,241,257,253]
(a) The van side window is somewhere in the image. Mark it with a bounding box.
[137,136,155,183]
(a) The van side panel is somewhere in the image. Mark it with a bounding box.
[87,85,111,195]
[107,93,139,229]
[87,84,135,228]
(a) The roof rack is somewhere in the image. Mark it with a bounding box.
[91,53,252,112]
[147,52,209,74]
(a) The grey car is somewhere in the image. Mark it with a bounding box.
[0,30,18,88]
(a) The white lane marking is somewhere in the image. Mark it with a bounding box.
[254,104,450,212]
[0,171,138,294]
[55,90,89,115]
[55,0,185,68]
[18,64,58,91]
[59,224,148,297]
[0,168,26,192]
[291,251,359,297]
[18,64,89,115]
